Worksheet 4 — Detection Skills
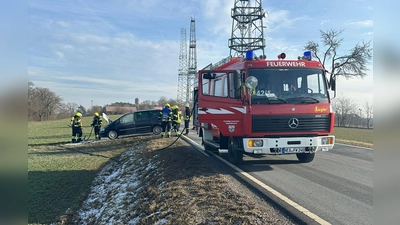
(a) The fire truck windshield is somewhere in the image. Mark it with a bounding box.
[248,68,329,104]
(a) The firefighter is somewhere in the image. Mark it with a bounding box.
[91,112,102,140]
[171,105,182,136]
[183,103,190,135]
[159,103,172,138]
[72,112,83,143]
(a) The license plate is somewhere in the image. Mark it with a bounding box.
[282,147,305,154]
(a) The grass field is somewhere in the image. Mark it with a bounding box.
[332,126,373,148]
[28,118,373,224]
[28,115,124,224]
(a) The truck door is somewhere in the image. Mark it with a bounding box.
[197,70,245,136]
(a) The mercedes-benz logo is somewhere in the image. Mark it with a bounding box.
[288,118,299,129]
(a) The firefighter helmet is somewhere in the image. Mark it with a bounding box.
[76,112,82,117]
[172,105,178,109]
[165,103,170,108]
[185,103,189,107]
[94,112,99,117]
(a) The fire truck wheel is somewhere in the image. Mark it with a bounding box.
[296,153,315,163]
[228,139,243,165]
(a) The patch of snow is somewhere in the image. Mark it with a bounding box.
[74,147,161,224]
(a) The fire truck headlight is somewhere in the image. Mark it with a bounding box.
[321,137,333,145]
[248,140,263,147]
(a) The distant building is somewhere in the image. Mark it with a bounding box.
[135,98,140,105]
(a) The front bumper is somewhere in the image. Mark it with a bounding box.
[243,135,335,154]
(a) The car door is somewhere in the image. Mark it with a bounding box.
[116,113,135,135]
[134,111,152,133]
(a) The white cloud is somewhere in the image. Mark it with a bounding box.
[345,20,373,28]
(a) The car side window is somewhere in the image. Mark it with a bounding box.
[120,114,134,123]
[150,111,160,120]
[136,112,150,121]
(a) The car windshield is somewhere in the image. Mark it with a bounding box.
[248,68,329,104]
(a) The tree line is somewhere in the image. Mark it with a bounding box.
[28,81,180,121]
[332,95,373,128]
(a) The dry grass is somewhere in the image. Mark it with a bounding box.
[129,138,297,225]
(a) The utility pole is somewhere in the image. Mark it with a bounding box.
[229,0,267,57]
[176,17,197,105]
[177,28,188,104]
[187,17,197,105]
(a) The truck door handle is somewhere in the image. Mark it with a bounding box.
[200,108,208,111]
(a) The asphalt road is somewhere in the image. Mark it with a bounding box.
[182,129,373,225]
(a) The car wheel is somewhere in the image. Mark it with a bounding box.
[108,130,118,139]
[152,125,162,135]
[296,153,315,163]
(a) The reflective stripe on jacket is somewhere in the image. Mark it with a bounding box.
[172,109,182,123]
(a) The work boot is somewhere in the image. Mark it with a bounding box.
[72,139,76,143]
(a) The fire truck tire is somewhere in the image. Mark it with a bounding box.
[296,153,315,163]
[228,138,243,165]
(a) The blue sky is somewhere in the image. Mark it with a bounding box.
[28,0,373,109]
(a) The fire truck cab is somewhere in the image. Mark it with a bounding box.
[193,51,335,165]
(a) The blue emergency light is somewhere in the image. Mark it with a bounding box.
[303,51,312,60]
[245,50,254,60]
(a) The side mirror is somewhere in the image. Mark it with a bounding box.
[245,76,258,89]
[330,77,336,91]
[202,73,216,79]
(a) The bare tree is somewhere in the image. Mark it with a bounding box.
[65,102,79,115]
[304,29,372,86]
[157,97,168,107]
[30,87,63,121]
[87,105,104,115]
[363,101,373,128]
[332,95,359,127]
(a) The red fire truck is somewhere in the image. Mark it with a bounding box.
[192,51,335,165]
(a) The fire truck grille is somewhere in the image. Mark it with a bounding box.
[252,114,330,132]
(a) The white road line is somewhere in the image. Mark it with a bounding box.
[182,135,331,225]
[181,135,210,157]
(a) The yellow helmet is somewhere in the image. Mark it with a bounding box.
[172,105,178,109]
[94,112,99,117]
[76,112,82,117]
[165,103,170,108]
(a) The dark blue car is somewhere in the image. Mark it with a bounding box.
[100,109,162,139]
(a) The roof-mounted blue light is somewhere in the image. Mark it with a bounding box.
[303,51,312,60]
[245,50,254,60]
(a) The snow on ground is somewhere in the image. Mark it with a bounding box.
[72,145,164,225]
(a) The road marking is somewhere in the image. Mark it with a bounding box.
[214,154,332,225]
[181,135,210,157]
[182,135,331,225]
